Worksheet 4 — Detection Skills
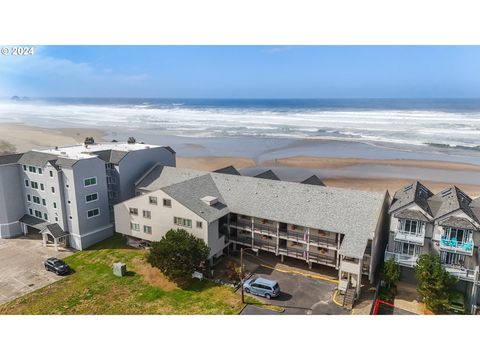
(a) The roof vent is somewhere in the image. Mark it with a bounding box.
[127,137,136,144]
[201,196,218,206]
[84,137,95,145]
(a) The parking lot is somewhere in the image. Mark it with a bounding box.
[0,238,74,305]
[238,255,350,315]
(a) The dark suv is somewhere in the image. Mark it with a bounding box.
[44,258,71,275]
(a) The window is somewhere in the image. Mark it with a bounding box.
[129,208,138,215]
[53,202,57,209]
[51,186,55,193]
[130,222,140,231]
[43,213,48,220]
[42,199,46,206]
[26,194,31,202]
[29,208,33,215]
[28,166,36,173]
[441,251,466,267]
[84,177,97,187]
[86,193,99,203]
[143,225,152,234]
[55,216,58,222]
[25,180,29,187]
[394,241,421,256]
[49,170,53,177]
[149,196,158,205]
[23,165,27,171]
[174,216,192,228]
[106,176,116,184]
[33,196,41,204]
[31,181,38,189]
[163,198,172,207]
[108,191,118,200]
[398,219,424,235]
[40,183,44,191]
[143,210,151,219]
[34,210,42,218]
[444,227,473,245]
[196,221,203,229]
[87,208,100,218]
[38,168,43,175]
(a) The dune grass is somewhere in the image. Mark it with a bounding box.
[0,234,245,315]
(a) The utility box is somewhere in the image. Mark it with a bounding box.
[113,262,126,277]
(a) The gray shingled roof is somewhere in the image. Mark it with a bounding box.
[213,165,241,175]
[135,164,207,191]
[438,216,478,231]
[254,170,280,181]
[301,175,326,186]
[91,149,129,164]
[40,223,69,238]
[19,214,50,230]
[394,209,429,222]
[18,151,59,167]
[389,181,433,216]
[161,174,229,222]
[0,153,23,165]
[144,166,386,258]
[390,182,480,226]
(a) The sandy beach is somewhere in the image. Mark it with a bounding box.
[1,123,479,197]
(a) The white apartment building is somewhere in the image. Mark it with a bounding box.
[0,139,176,250]
[115,165,390,305]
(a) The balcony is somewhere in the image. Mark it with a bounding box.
[230,235,251,246]
[252,239,277,252]
[279,229,307,244]
[253,223,278,236]
[308,252,336,267]
[309,233,338,249]
[278,246,307,260]
[444,265,477,282]
[394,231,425,245]
[340,258,361,274]
[385,251,418,268]
[439,235,474,255]
[229,219,252,231]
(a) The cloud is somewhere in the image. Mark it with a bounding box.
[261,46,293,54]
[0,46,150,97]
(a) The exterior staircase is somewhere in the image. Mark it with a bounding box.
[343,288,355,310]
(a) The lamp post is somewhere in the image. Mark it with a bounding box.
[240,247,245,304]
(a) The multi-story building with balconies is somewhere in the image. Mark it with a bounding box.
[114,165,390,304]
[386,181,480,311]
[0,139,176,250]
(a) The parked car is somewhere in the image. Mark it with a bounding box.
[243,276,280,299]
[44,258,71,275]
[448,291,465,314]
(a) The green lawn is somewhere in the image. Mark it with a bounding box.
[0,234,245,315]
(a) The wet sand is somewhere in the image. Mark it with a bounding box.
[1,123,479,196]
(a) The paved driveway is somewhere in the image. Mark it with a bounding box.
[240,265,349,315]
[0,238,73,305]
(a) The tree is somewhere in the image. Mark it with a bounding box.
[414,254,457,314]
[383,258,401,289]
[147,229,210,282]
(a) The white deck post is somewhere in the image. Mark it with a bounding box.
[54,237,58,251]
[42,233,47,247]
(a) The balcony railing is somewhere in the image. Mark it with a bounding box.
[253,239,277,252]
[309,233,338,249]
[308,252,336,266]
[444,265,477,282]
[253,223,278,236]
[229,220,252,230]
[439,235,474,255]
[385,251,418,268]
[230,235,251,245]
[279,230,307,243]
[278,246,308,260]
[394,231,425,245]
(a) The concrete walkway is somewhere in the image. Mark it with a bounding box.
[0,238,74,305]
[393,282,425,315]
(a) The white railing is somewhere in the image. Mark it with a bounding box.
[341,259,361,274]
[394,231,425,245]
[438,236,474,256]
[385,251,418,267]
[444,266,477,282]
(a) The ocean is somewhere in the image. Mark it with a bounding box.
[1,97,480,150]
